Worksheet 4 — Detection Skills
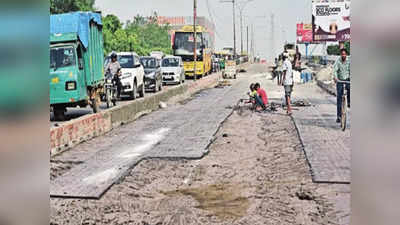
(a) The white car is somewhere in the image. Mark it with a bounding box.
[161,56,185,85]
[105,52,145,99]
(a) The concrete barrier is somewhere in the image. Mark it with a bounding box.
[317,80,337,96]
[50,72,221,156]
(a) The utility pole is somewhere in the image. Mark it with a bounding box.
[246,25,249,55]
[251,24,254,60]
[193,0,197,81]
[221,0,236,59]
[240,10,243,55]
[238,0,253,57]
[270,13,275,61]
[233,0,236,59]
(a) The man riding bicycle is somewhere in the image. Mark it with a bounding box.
[334,48,350,123]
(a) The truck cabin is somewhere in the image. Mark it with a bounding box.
[50,46,84,74]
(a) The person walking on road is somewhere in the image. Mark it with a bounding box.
[333,48,351,123]
[282,53,293,115]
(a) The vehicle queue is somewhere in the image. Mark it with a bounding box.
[50,12,241,121]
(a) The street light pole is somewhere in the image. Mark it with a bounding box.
[193,0,197,81]
[247,25,249,55]
[251,24,254,59]
[221,0,236,59]
[240,10,243,55]
[238,0,254,57]
[233,0,236,59]
[221,0,255,59]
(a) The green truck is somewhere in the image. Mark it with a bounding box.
[50,12,104,120]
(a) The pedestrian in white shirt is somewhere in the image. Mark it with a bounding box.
[282,53,293,115]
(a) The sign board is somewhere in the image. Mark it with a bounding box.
[297,23,313,43]
[312,0,351,42]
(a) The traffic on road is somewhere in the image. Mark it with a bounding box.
[49,1,351,225]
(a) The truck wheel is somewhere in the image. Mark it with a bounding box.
[159,81,162,91]
[130,82,137,100]
[92,93,100,113]
[54,107,65,121]
[234,74,237,79]
[139,84,145,98]
[106,88,112,108]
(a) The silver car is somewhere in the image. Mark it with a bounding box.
[161,56,185,85]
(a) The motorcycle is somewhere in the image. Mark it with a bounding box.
[103,70,119,108]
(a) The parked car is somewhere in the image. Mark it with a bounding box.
[104,52,145,99]
[161,56,185,85]
[140,56,162,92]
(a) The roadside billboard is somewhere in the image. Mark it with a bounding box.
[296,23,313,43]
[312,0,350,42]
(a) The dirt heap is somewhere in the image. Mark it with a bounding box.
[316,65,333,81]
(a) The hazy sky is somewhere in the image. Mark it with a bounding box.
[95,0,312,59]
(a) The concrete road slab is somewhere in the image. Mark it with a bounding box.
[51,76,249,198]
[290,84,351,184]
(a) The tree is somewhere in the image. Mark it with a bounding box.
[327,42,350,55]
[103,14,122,33]
[327,45,340,55]
[102,12,172,56]
[50,0,95,14]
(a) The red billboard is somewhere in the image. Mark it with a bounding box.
[297,23,313,43]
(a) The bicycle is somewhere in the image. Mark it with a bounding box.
[337,80,350,131]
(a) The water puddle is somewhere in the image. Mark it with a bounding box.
[163,183,249,220]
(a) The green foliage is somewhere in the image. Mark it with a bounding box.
[50,0,95,14]
[49,0,172,58]
[327,42,351,55]
[103,14,122,33]
[102,13,172,57]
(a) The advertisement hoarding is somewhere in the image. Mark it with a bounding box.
[297,23,313,43]
[312,1,350,42]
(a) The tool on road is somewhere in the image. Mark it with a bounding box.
[215,80,232,88]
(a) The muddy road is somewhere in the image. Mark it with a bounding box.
[51,64,349,225]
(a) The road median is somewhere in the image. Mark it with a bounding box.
[317,80,337,96]
[50,72,222,156]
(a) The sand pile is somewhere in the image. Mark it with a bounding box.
[316,65,334,81]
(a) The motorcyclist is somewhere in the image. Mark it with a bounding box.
[105,52,122,98]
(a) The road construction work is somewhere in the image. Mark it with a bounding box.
[51,64,350,225]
